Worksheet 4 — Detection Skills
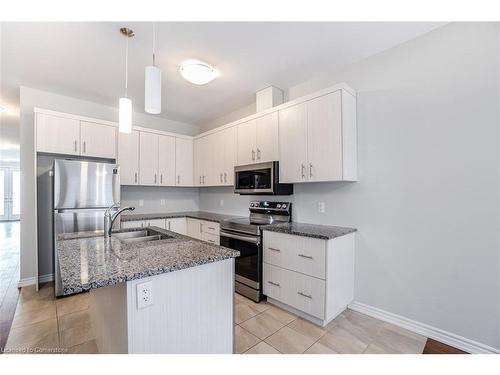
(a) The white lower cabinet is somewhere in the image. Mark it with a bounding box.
[263,230,355,327]
[186,218,220,243]
[166,217,187,235]
[146,219,166,229]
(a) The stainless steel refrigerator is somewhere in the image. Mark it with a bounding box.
[53,159,120,296]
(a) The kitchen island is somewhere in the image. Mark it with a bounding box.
[56,227,239,354]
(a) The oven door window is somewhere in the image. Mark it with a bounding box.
[220,235,260,284]
[235,168,271,190]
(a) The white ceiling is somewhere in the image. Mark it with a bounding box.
[2,22,444,127]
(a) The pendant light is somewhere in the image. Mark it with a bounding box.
[145,24,162,114]
[119,27,134,134]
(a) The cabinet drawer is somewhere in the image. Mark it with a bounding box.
[202,232,220,245]
[146,219,166,229]
[263,231,326,279]
[263,263,325,319]
[202,221,220,235]
[121,220,144,229]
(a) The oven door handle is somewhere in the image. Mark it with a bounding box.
[220,230,260,244]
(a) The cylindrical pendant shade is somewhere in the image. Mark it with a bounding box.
[145,65,162,114]
[119,97,132,133]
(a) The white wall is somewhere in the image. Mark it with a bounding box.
[199,23,500,350]
[20,87,201,281]
[120,186,199,214]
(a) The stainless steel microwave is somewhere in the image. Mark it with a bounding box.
[234,161,293,195]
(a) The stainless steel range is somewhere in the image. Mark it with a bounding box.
[220,201,291,302]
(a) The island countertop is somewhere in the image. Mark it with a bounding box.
[57,228,239,296]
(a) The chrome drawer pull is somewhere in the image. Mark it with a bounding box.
[297,291,312,299]
[298,254,313,259]
[268,281,280,287]
[268,247,281,252]
[208,227,215,230]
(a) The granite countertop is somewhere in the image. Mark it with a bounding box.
[262,222,357,240]
[121,211,244,224]
[57,227,239,296]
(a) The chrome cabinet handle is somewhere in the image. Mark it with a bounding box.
[301,164,305,179]
[74,140,77,152]
[160,174,163,184]
[83,141,86,153]
[168,221,171,230]
[134,172,138,183]
[208,226,215,230]
[202,175,205,184]
[297,291,312,299]
[268,281,280,287]
[208,239,215,243]
[298,254,313,260]
[154,174,157,184]
[257,148,261,160]
[220,173,223,183]
[199,223,202,233]
[224,172,227,183]
[252,150,255,161]
[268,247,281,252]
[177,175,180,184]
[309,162,313,178]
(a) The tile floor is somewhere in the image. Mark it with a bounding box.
[234,293,428,354]
[4,282,427,354]
[0,221,21,351]
[4,283,97,354]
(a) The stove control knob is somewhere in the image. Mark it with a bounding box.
[281,204,287,209]
[250,203,254,207]
[276,204,281,208]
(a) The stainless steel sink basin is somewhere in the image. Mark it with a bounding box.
[112,229,173,244]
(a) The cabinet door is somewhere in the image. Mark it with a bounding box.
[256,112,279,162]
[36,113,80,155]
[237,119,257,165]
[186,218,203,239]
[279,103,308,183]
[118,130,140,185]
[146,219,166,229]
[158,135,176,186]
[212,131,225,185]
[223,126,237,186]
[306,91,343,182]
[139,132,159,185]
[193,138,203,186]
[175,138,193,186]
[80,121,117,159]
[202,135,215,186]
[166,217,187,235]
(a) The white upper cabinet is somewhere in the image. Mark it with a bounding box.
[194,135,212,186]
[80,121,117,159]
[279,89,357,183]
[158,135,176,186]
[237,112,279,165]
[175,138,193,186]
[255,112,279,163]
[118,130,140,185]
[139,132,159,185]
[306,91,343,182]
[36,113,118,159]
[237,119,257,165]
[279,102,308,183]
[223,126,238,186]
[212,131,226,185]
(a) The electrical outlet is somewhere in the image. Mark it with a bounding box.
[160,199,166,206]
[139,199,144,207]
[220,199,224,207]
[137,281,153,309]
[318,202,326,213]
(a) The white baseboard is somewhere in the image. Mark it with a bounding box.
[348,301,499,354]
[17,273,54,288]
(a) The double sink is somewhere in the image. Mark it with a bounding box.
[112,228,174,244]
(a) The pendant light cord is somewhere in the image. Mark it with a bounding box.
[125,36,129,97]
[152,23,156,66]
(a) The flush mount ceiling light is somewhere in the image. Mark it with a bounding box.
[179,60,218,85]
[144,23,161,114]
[119,27,134,134]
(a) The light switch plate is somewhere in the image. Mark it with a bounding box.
[139,199,144,207]
[220,199,224,207]
[160,199,166,206]
[137,281,153,309]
